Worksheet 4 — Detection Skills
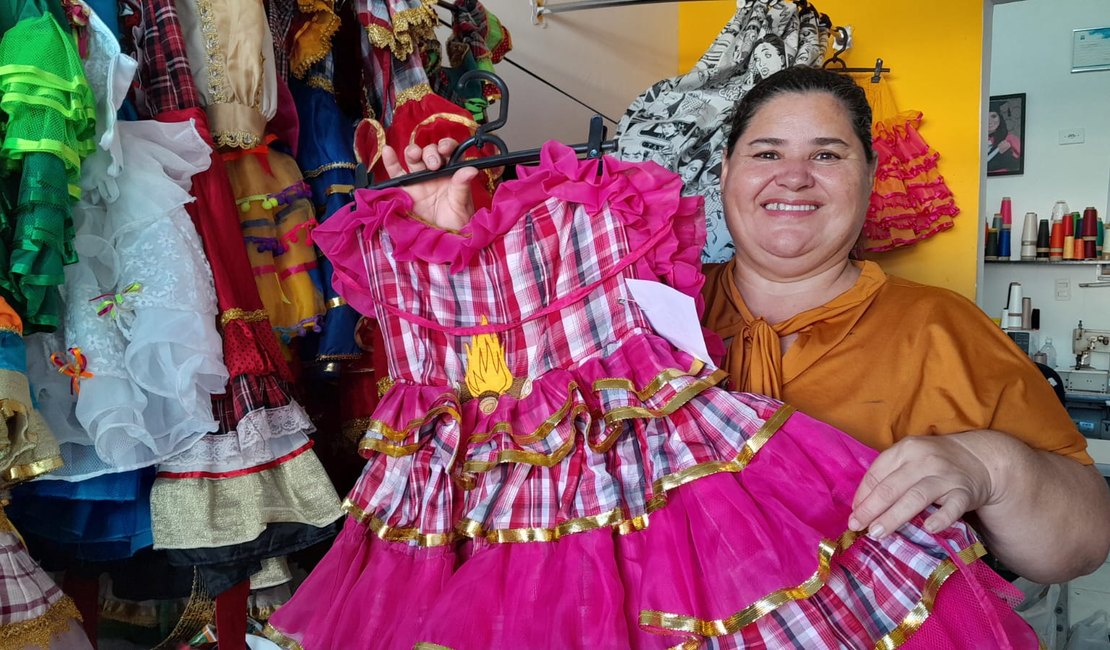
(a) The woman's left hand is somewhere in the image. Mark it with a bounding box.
[848,431,1001,538]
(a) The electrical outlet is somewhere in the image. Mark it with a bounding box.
[1056,278,1071,300]
[1059,128,1086,145]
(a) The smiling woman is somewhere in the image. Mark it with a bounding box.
[702,66,1110,586]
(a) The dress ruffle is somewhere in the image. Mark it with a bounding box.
[0,509,92,650]
[317,141,705,318]
[268,397,1032,649]
[860,110,960,253]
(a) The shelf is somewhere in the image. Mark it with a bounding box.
[985,259,1109,265]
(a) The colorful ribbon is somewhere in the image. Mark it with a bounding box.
[61,0,90,58]
[90,282,142,319]
[51,347,93,395]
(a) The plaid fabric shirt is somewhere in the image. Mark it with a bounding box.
[135,0,202,117]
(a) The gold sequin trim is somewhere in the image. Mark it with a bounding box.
[304,75,335,94]
[194,0,231,105]
[0,596,83,650]
[395,83,432,107]
[326,296,347,309]
[261,625,305,650]
[0,507,14,533]
[291,0,341,79]
[315,353,361,362]
[355,118,387,169]
[100,598,160,627]
[875,543,987,650]
[377,377,394,397]
[409,112,478,146]
[151,571,214,650]
[348,404,796,547]
[304,161,358,179]
[640,530,860,636]
[594,359,705,399]
[362,437,425,458]
[214,130,264,150]
[344,499,457,546]
[1,455,63,484]
[593,369,730,453]
[641,539,987,646]
[219,308,269,326]
[364,0,436,60]
[0,325,21,336]
[414,644,455,650]
[461,423,581,473]
[326,183,355,197]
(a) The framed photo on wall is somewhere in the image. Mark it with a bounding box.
[987,93,1025,176]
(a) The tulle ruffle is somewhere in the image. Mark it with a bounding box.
[860,111,959,253]
[316,140,705,319]
[267,408,1032,649]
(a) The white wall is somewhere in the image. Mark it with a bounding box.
[980,0,1110,366]
[435,2,680,149]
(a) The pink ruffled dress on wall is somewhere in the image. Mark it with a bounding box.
[265,142,1036,649]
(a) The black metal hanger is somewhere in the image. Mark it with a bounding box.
[822,26,890,83]
[368,71,617,190]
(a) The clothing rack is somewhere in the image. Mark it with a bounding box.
[367,71,617,189]
[530,0,718,24]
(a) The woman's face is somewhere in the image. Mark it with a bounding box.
[721,92,875,279]
[988,111,1001,133]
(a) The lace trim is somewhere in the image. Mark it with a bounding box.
[345,405,795,546]
[304,75,334,94]
[0,596,83,650]
[362,0,437,59]
[395,83,432,107]
[194,0,231,105]
[214,130,264,150]
[220,308,269,326]
[291,0,341,79]
[157,405,314,475]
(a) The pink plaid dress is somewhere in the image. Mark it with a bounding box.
[266,142,1036,649]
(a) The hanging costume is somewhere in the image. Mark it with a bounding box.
[130,0,340,596]
[0,0,96,331]
[616,0,829,263]
[265,143,1036,649]
[857,78,959,252]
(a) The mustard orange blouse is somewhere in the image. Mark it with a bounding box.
[702,260,1092,464]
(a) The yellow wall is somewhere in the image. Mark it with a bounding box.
[678,1,985,299]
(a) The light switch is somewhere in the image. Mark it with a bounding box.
[1059,128,1086,145]
[1056,278,1071,300]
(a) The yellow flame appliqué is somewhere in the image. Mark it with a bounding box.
[464,315,513,398]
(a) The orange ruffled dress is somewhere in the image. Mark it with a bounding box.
[859,79,959,253]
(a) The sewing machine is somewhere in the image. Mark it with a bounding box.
[1058,323,1110,438]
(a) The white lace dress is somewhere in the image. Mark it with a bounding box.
[47,3,229,478]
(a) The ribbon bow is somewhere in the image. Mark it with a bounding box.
[90,282,142,319]
[51,347,93,395]
[61,0,90,58]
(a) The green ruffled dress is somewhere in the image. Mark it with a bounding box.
[0,0,95,332]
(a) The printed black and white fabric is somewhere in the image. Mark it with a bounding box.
[616,0,831,263]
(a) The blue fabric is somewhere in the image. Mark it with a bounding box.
[292,74,362,370]
[0,330,29,373]
[8,467,155,562]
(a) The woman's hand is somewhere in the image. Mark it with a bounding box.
[848,431,1001,538]
[382,138,478,231]
[849,430,1110,583]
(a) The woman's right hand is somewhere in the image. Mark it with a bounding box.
[382,138,478,231]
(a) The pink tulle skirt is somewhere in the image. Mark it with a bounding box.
[266,405,1037,649]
